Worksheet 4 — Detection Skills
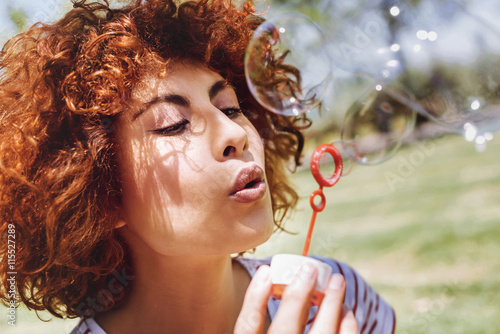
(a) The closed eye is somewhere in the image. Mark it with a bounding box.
[150,119,189,136]
[221,107,242,119]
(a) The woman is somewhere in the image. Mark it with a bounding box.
[0,0,395,333]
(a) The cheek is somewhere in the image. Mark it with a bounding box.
[118,137,183,226]
[245,122,265,155]
[120,137,225,222]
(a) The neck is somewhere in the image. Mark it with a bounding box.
[96,238,250,334]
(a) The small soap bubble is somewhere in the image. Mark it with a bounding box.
[332,140,357,176]
[244,13,332,116]
[341,85,416,165]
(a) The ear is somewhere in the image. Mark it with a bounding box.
[114,218,127,229]
[114,208,127,229]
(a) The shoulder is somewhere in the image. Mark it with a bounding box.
[310,255,396,334]
[233,256,271,276]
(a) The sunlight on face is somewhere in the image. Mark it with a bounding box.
[116,61,274,256]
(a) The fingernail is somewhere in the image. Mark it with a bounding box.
[255,265,270,281]
[251,265,271,291]
[299,263,317,281]
[328,273,345,290]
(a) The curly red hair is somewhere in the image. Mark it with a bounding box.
[0,0,309,318]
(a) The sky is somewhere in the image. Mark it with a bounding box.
[0,0,70,44]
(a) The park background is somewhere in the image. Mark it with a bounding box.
[1,0,499,333]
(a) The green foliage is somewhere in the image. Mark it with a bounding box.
[8,7,28,32]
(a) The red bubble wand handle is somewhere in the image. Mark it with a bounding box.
[302,144,343,256]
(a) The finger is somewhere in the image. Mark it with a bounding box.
[339,305,358,334]
[268,263,318,334]
[309,273,346,334]
[234,265,272,334]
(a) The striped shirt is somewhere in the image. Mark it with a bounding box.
[71,256,396,334]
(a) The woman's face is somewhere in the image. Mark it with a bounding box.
[116,61,274,256]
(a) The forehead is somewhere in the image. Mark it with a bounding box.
[131,62,225,103]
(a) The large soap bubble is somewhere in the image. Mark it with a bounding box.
[341,85,416,165]
[244,13,332,116]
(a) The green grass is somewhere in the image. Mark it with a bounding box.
[1,134,499,333]
[255,134,500,334]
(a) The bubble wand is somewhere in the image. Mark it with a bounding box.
[302,143,343,256]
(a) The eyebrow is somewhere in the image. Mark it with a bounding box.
[132,79,230,121]
[209,79,229,100]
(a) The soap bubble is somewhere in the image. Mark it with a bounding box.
[341,85,416,165]
[315,0,417,129]
[244,13,332,116]
[318,0,500,148]
[332,140,357,176]
[389,0,500,141]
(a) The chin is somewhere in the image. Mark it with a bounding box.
[236,220,274,253]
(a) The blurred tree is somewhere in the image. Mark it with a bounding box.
[7,7,27,32]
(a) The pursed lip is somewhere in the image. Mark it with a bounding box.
[229,164,266,203]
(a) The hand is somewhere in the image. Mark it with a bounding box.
[234,264,358,334]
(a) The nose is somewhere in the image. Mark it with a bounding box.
[210,111,249,161]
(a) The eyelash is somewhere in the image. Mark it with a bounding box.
[151,107,243,136]
[151,119,189,136]
[221,107,243,119]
